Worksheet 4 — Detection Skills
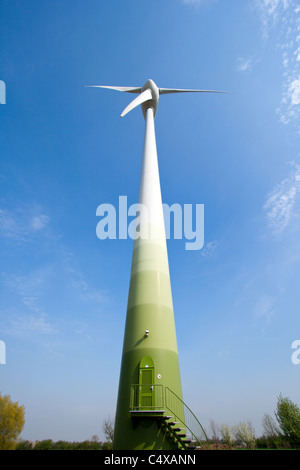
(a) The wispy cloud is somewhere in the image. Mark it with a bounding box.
[254,0,292,36]
[3,312,56,338]
[289,79,300,106]
[61,252,104,305]
[201,240,219,257]
[236,56,254,72]
[264,160,300,235]
[181,0,217,7]
[30,214,49,231]
[0,204,50,242]
[3,267,51,305]
[253,294,276,330]
[182,0,202,4]
[254,1,300,241]
[254,0,300,130]
[277,77,300,125]
[0,267,56,337]
[0,262,105,346]
[0,202,106,346]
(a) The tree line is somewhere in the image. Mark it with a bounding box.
[15,438,112,450]
[206,394,300,449]
[1,392,300,450]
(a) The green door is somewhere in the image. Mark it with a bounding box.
[139,356,154,409]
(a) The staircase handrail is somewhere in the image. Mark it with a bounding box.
[165,387,209,446]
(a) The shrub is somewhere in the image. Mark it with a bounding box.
[34,439,54,450]
[16,440,34,450]
[234,421,256,450]
[219,424,235,449]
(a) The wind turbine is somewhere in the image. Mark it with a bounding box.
[88,79,227,450]
[87,78,227,117]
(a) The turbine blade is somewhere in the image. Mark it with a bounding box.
[120,88,153,117]
[159,88,230,95]
[85,85,141,93]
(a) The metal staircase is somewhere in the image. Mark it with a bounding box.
[129,385,208,450]
[160,415,198,450]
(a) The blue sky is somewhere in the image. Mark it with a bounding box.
[1,0,300,442]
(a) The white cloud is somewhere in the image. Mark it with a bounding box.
[0,209,25,241]
[201,240,219,256]
[264,161,300,235]
[236,57,254,72]
[277,77,300,125]
[289,78,300,105]
[254,0,292,35]
[253,295,275,330]
[254,0,300,129]
[181,0,217,6]
[5,313,56,338]
[182,0,202,4]
[0,257,104,342]
[30,214,50,231]
[254,295,275,320]
[2,268,53,316]
[64,263,104,304]
[0,268,56,338]
[0,205,50,241]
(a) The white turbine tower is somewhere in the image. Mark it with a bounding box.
[88,79,227,450]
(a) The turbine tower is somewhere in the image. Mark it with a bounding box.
[88,79,226,450]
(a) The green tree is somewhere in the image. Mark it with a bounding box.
[16,439,34,450]
[53,440,72,450]
[34,439,54,450]
[0,393,25,450]
[275,394,300,448]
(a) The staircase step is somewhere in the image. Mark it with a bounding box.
[160,407,206,450]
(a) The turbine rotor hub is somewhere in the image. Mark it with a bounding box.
[141,79,159,118]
